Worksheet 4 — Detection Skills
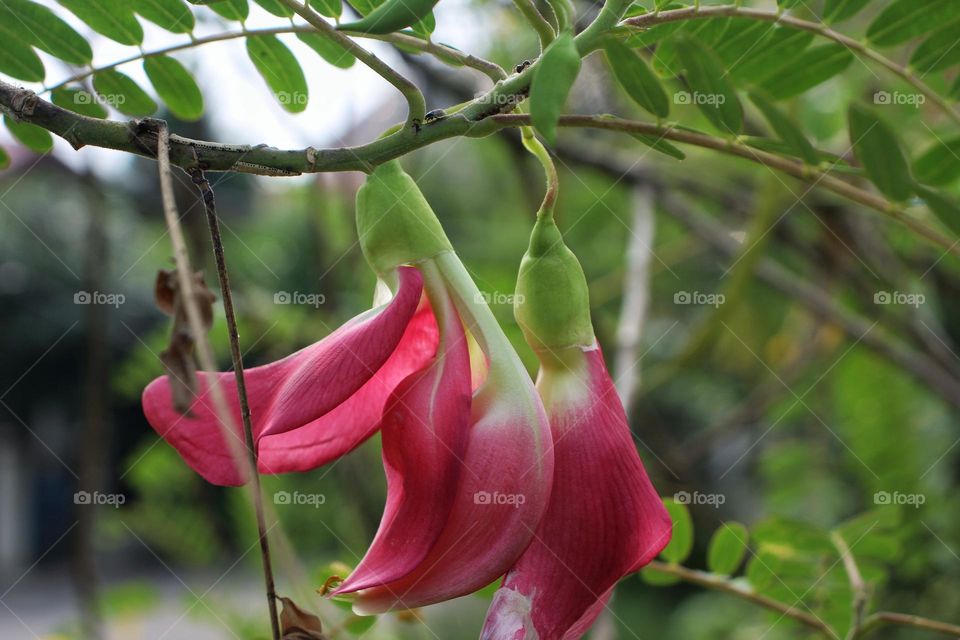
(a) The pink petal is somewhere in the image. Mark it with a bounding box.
[481,347,671,640]
[141,267,427,486]
[343,376,554,614]
[257,299,438,474]
[332,283,471,591]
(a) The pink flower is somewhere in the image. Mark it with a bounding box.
[481,346,671,639]
[142,266,438,486]
[481,215,671,639]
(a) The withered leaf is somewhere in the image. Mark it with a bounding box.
[154,269,217,414]
[279,597,326,640]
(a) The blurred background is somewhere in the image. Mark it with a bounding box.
[1,0,959,638]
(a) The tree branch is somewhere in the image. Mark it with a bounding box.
[277,0,426,124]
[621,4,960,126]
[45,25,505,93]
[646,561,838,638]
[858,612,960,638]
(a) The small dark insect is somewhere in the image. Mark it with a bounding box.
[515,60,532,74]
[424,109,446,124]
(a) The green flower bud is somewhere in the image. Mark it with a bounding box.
[514,217,594,359]
[356,160,452,275]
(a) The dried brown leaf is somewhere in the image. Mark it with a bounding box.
[279,597,326,640]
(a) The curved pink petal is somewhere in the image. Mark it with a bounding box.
[257,299,438,475]
[481,347,671,640]
[141,267,427,486]
[341,373,554,614]
[333,282,471,591]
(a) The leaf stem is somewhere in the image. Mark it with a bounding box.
[520,124,559,218]
[44,25,504,93]
[620,5,960,126]
[277,0,425,124]
[513,0,556,49]
[858,612,960,638]
[645,561,838,637]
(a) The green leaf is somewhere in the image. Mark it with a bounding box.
[729,28,813,84]
[530,31,581,144]
[51,87,109,119]
[0,145,9,170]
[410,12,436,39]
[144,56,204,121]
[133,0,195,32]
[749,92,819,165]
[57,0,144,45]
[777,0,803,8]
[659,498,693,564]
[93,70,158,116]
[631,133,686,160]
[640,564,681,586]
[848,104,913,202]
[953,75,960,101]
[246,35,309,113]
[296,33,356,69]
[707,522,749,576]
[867,0,960,47]
[759,44,853,99]
[4,116,53,153]
[604,39,669,118]
[674,35,743,134]
[913,136,960,186]
[823,0,871,23]
[252,0,294,16]
[713,19,775,68]
[916,185,960,236]
[910,26,960,74]
[207,0,249,21]
[0,37,44,82]
[0,0,92,64]
[309,0,342,18]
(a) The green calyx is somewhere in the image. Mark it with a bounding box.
[356,160,453,275]
[514,216,595,359]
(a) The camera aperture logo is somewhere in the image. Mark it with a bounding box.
[874,291,925,308]
[874,491,925,508]
[474,291,524,306]
[874,91,925,108]
[274,490,326,508]
[74,291,125,308]
[274,291,326,308]
[674,490,725,508]
[674,291,725,308]
[675,91,727,106]
[74,491,125,508]
[473,490,526,508]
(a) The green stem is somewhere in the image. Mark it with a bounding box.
[45,25,504,93]
[277,0,426,124]
[620,5,960,126]
[520,124,559,219]
[513,0,556,49]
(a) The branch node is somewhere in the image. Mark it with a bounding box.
[10,87,39,119]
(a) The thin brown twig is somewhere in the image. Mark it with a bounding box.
[189,167,281,640]
[858,612,960,638]
[155,122,280,640]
